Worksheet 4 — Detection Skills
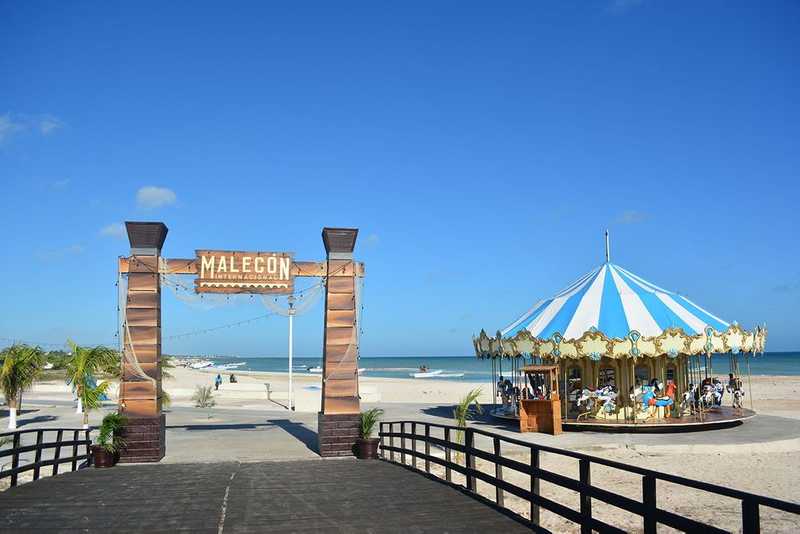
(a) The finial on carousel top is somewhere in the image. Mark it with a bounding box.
[605,229,610,263]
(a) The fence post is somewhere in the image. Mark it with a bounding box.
[530,448,540,525]
[424,424,431,473]
[71,430,79,471]
[379,423,384,459]
[465,428,476,492]
[411,422,417,469]
[643,475,656,534]
[390,423,395,462]
[742,498,760,534]
[493,436,504,507]
[33,430,44,481]
[10,432,20,488]
[52,430,63,475]
[444,427,452,483]
[579,458,592,534]
[401,422,406,465]
[85,429,91,466]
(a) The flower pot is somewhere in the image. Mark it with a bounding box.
[91,445,116,468]
[355,438,380,459]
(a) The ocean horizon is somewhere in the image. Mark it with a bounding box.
[179,351,800,382]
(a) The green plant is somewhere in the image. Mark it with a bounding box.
[359,408,384,439]
[97,412,127,453]
[0,344,44,429]
[159,356,174,408]
[65,341,118,429]
[453,388,483,461]
[192,385,216,408]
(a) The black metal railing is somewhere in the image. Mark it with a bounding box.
[379,421,800,533]
[0,428,92,488]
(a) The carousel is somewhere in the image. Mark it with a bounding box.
[474,234,767,433]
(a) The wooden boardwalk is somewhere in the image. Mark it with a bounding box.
[0,460,530,533]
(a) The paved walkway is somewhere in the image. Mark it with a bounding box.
[0,460,529,533]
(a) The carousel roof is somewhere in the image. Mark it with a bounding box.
[501,262,729,341]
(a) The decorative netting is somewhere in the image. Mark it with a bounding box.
[117,257,364,394]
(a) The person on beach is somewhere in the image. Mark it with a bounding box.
[215,374,222,391]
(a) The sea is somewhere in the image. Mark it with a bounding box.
[203,352,800,382]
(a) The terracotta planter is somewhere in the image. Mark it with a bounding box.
[91,445,116,468]
[355,438,380,459]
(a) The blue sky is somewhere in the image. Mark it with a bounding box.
[1,1,798,356]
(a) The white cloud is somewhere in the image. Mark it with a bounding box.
[136,186,177,209]
[365,233,380,247]
[616,210,649,224]
[100,222,126,239]
[39,115,64,135]
[0,113,65,143]
[0,114,24,143]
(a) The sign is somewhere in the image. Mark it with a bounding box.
[195,250,294,294]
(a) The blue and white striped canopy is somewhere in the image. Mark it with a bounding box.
[501,263,729,341]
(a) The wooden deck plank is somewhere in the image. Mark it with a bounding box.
[0,460,529,533]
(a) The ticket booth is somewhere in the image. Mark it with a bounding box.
[519,365,562,435]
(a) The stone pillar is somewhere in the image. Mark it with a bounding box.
[118,221,167,463]
[318,227,361,457]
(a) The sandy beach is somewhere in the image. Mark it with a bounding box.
[25,366,800,417]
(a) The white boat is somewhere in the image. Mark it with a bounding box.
[436,373,464,378]
[190,360,214,369]
[357,368,366,375]
[213,363,243,371]
[308,366,323,373]
[410,369,443,378]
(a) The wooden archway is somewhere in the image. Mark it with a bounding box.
[117,222,365,461]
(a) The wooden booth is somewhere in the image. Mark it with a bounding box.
[519,365,562,435]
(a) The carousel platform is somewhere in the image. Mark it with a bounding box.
[491,406,756,433]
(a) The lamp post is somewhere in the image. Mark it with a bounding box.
[288,294,296,411]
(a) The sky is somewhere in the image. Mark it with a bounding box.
[1,1,798,357]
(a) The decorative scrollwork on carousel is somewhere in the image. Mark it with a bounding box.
[473,323,766,360]
[628,330,642,359]
[551,332,563,358]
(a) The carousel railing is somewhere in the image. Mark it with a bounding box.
[379,421,800,533]
[0,428,92,488]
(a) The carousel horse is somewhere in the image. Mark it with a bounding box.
[732,388,745,410]
[680,384,698,415]
[596,386,618,414]
[700,384,716,409]
[576,388,597,420]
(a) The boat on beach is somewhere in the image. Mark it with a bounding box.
[189,360,214,369]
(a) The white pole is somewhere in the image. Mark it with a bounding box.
[288,295,296,411]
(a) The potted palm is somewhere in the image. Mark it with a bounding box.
[92,412,127,468]
[356,408,384,459]
[454,388,482,462]
[0,344,44,429]
[65,341,117,429]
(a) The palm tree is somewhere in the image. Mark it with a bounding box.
[65,341,118,429]
[453,388,483,462]
[0,344,44,429]
[159,356,175,408]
